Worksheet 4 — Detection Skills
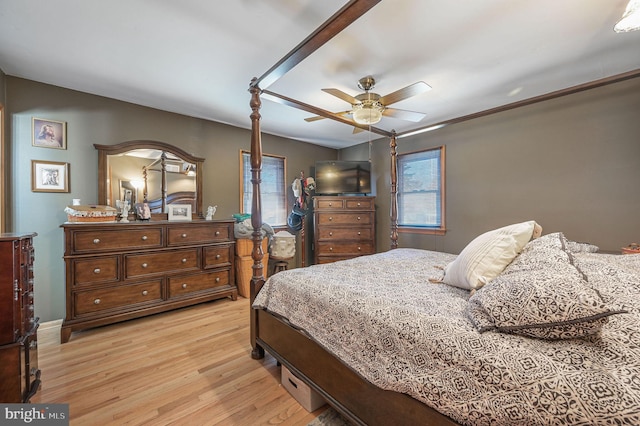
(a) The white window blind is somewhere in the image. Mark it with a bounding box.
[398,147,443,228]
[241,151,286,226]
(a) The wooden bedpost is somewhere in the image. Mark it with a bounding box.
[249,78,266,360]
[390,132,399,249]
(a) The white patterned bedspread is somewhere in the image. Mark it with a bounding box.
[253,249,640,425]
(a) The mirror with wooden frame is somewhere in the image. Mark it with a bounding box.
[95,140,204,219]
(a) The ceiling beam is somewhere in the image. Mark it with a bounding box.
[263,89,393,138]
[252,0,381,89]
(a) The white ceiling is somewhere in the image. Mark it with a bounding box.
[1,0,639,149]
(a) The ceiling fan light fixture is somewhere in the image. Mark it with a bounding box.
[615,0,640,32]
[352,101,384,125]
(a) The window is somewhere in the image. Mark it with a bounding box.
[240,150,286,226]
[397,146,445,234]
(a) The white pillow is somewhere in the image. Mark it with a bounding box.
[442,220,541,290]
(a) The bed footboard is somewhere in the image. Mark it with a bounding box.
[255,309,459,426]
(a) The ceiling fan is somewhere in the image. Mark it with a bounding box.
[306,76,431,131]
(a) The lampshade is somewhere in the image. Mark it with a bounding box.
[615,0,640,32]
[352,101,384,125]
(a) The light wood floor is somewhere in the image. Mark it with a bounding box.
[32,297,325,425]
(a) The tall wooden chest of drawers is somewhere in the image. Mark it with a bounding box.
[0,233,40,402]
[61,220,236,343]
[313,196,376,264]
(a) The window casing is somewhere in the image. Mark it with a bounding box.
[240,150,286,227]
[397,146,445,234]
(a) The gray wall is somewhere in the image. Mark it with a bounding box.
[5,77,336,322]
[344,76,640,255]
[1,69,5,232]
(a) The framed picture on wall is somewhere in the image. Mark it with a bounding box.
[32,117,66,149]
[167,204,192,221]
[31,160,69,192]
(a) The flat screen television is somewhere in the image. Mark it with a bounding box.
[314,160,371,195]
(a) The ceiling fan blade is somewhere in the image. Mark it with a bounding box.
[322,88,359,104]
[378,81,431,106]
[383,108,426,122]
[305,110,351,122]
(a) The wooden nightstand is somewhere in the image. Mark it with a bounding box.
[622,243,640,254]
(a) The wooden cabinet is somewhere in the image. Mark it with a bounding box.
[313,196,375,264]
[61,221,236,343]
[0,233,40,403]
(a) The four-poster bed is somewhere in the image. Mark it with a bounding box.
[246,2,640,425]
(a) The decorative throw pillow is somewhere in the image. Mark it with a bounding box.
[466,232,625,340]
[442,220,541,290]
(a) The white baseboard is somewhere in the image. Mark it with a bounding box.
[39,319,63,330]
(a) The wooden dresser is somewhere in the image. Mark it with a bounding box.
[0,233,40,403]
[313,196,376,264]
[61,220,236,343]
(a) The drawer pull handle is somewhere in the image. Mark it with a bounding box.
[358,231,361,235]
[216,254,221,259]
[329,247,333,251]
[142,235,148,241]
[215,277,220,283]
[329,202,332,206]
[142,263,148,268]
[142,290,148,296]
[357,216,361,221]
[94,298,101,305]
[93,238,100,244]
[181,258,187,263]
[182,283,188,289]
[181,233,187,238]
[93,268,101,274]
[329,232,333,236]
[215,231,220,236]
[329,217,333,221]
[357,202,361,206]
[358,247,362,251]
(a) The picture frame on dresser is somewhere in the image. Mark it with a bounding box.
[31,160,69,192]
[168,204,192,221]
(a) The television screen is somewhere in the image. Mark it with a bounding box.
[314,160,371,195]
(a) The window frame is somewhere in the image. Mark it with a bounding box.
[239,150,287,227]
[397,145,446,235]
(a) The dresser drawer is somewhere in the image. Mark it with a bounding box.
[316,212,372,226]
[316,256,357,264]
[168,270,232,297]
[315,198,345,209]
[125,249,199,278]
[72,228,163,254]
[74,280,162,315]
[203,244,233,269]
[316,241,375,256]
[73,256,119,286]
[316,227,373,241]
[344,198,374,210]
[167,224,231,246]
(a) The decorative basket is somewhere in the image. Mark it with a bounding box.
[622,243,640,254]
[271,231,296,259]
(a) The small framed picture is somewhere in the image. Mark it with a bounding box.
[32,117,66,149]
[31,160,69,192]
[168,204,192,221]
[135,202,151,221]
